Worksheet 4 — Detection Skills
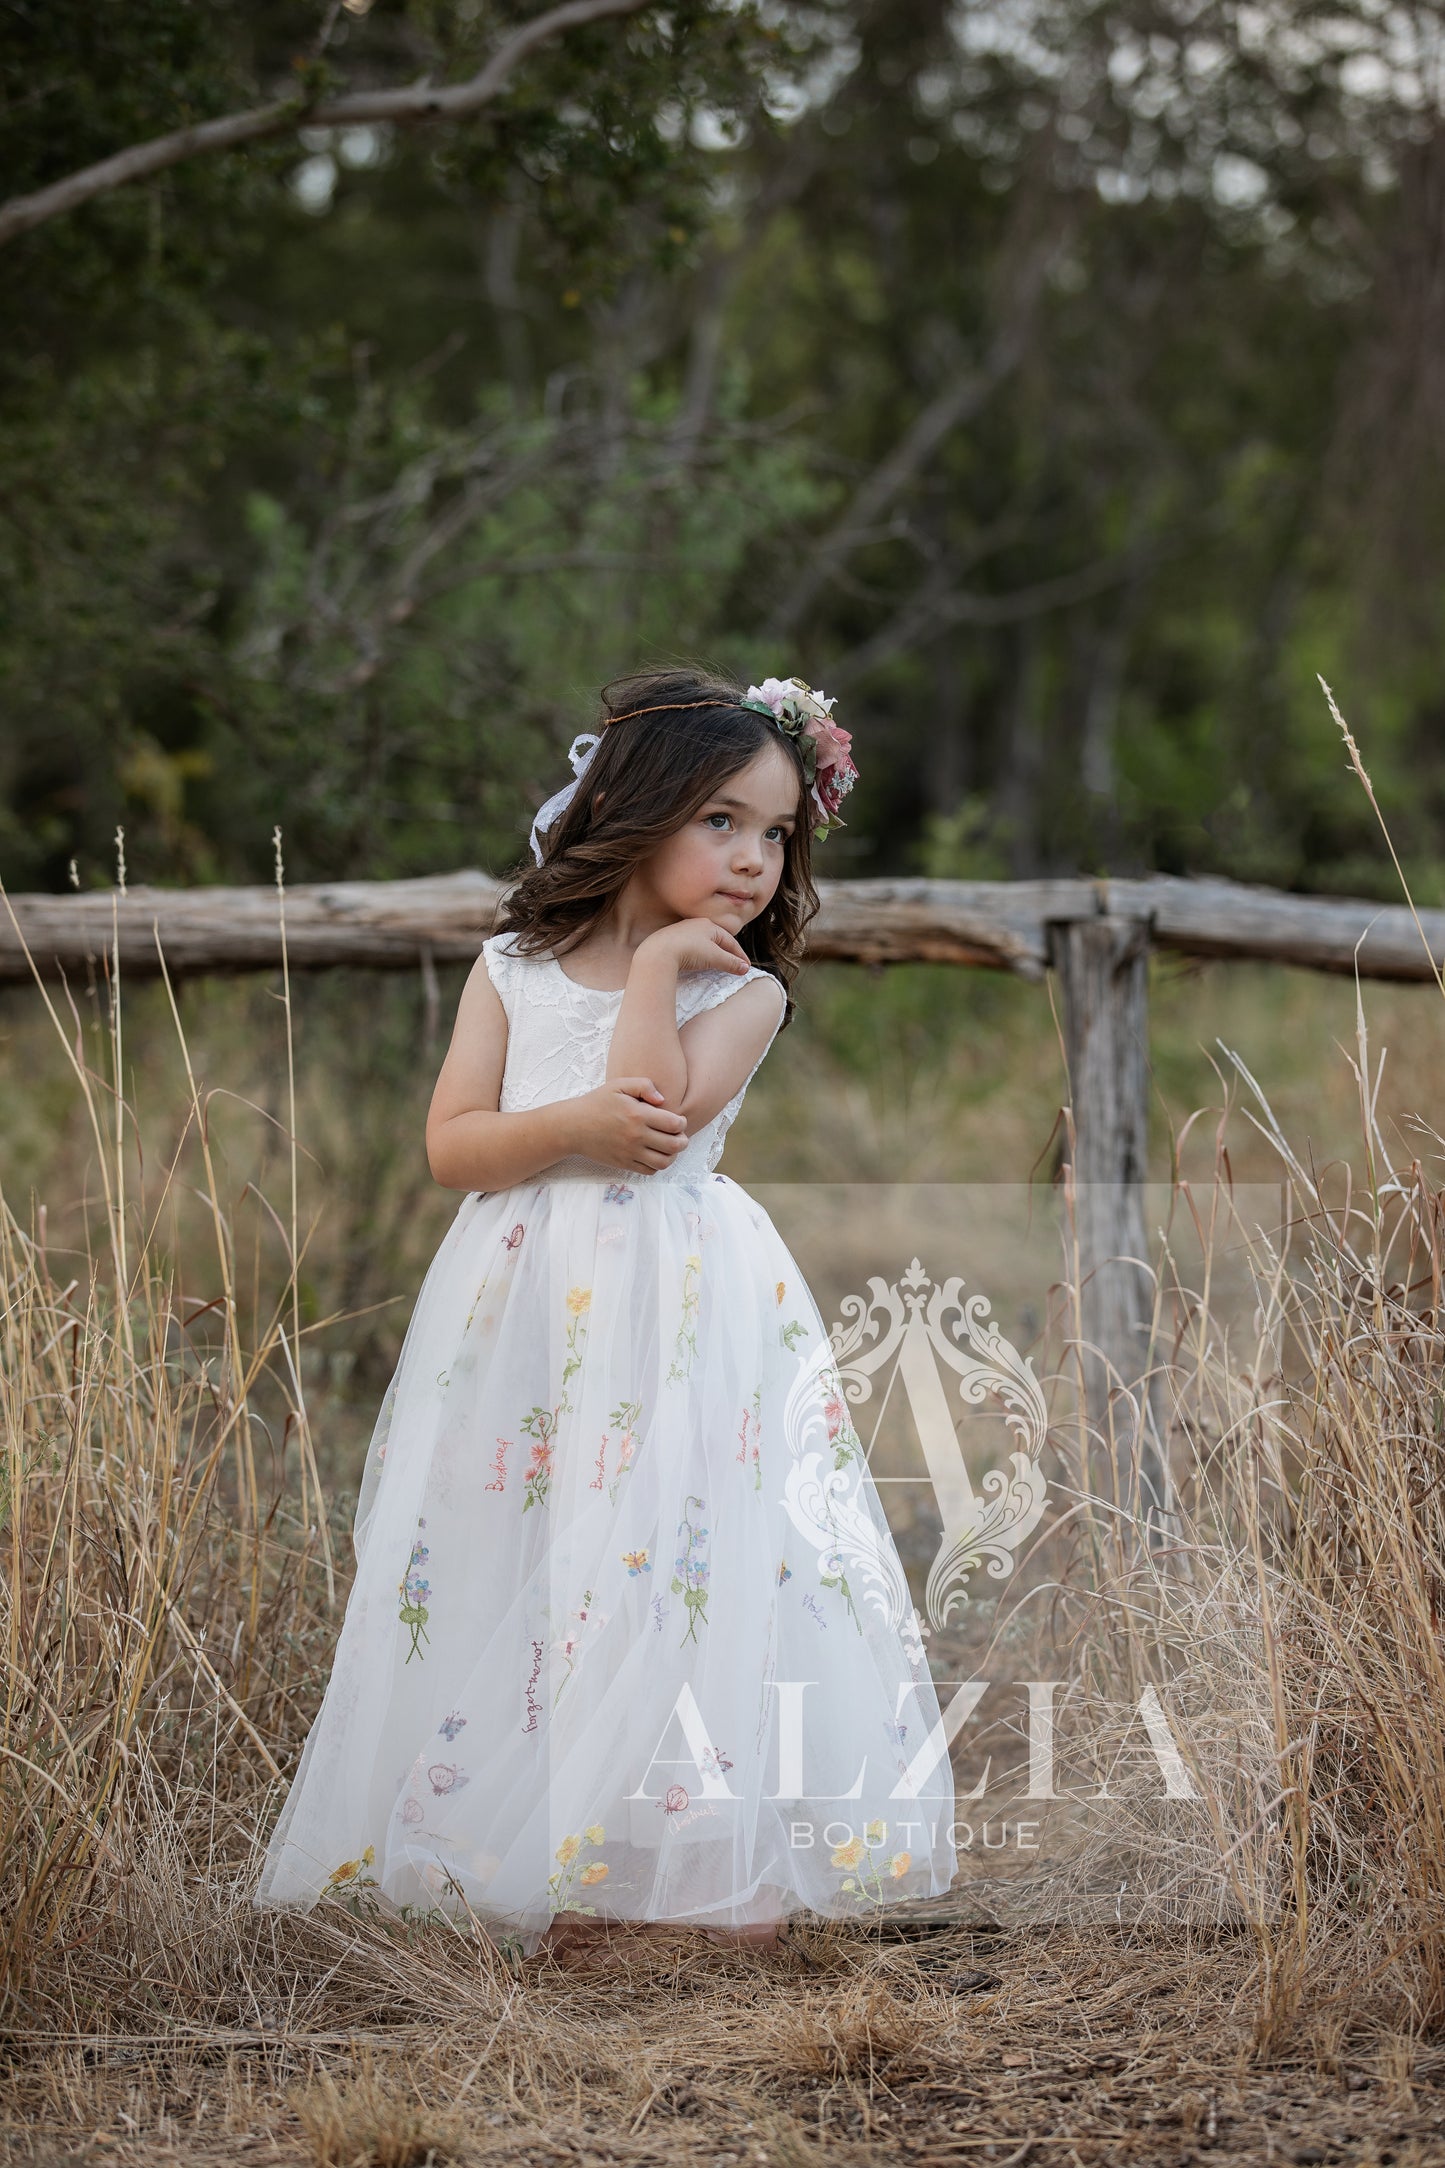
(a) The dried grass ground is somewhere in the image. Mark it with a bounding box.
[5,1918,1445,2167]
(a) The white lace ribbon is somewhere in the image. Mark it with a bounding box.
[528,732,603,867]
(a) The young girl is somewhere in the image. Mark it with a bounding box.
[253,667,957,1961]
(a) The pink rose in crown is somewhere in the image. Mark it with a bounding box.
[744,675,859,837]
[808,716,857,803]
[812,714,851,763]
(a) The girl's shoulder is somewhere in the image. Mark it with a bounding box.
[480,927,527,978]
[479,928,553,1020]
[680,966,784,1031]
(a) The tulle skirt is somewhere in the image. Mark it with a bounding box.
[253,1167,957,1953]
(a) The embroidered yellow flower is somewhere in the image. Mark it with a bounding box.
[775,1281,785,1304]
[583,1823,605,1844]
[890,1851,912,1878]
[567,1286,592,1315]
[830,1835,865,1870]
[555,1833,582,1865]
[580,1862,609,1886]
[865,1818,886,1847]
[325,1842,375,1888]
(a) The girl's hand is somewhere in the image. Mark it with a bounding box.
[571,1079,690,1174]
[639,917,750,981]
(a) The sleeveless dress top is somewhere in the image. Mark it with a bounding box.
[253,929,958,1953]
[480,930,788,1183]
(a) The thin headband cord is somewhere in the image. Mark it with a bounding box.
[525,678,857,866]
[602,700,742,727]
[525,703,745,864]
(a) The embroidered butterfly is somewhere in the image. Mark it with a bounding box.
[621,1549,652,1576]
[604,1181,634,1205]
[503,1223,525,1250]
[777,1560,792,1585]
[660,1784,690,1817]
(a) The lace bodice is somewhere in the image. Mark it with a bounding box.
[480,931,787,1183]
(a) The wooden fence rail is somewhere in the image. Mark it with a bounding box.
[5,867,1440,1527]
[3,868,1443,984]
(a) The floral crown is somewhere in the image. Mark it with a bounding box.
[526,675,858,867]
[738,678,857,842]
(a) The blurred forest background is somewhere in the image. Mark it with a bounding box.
[6,0,1445,897]
[4,0,1445,1444]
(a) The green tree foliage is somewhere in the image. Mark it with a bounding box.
[0,0,788,882]
[3,0,1444,897]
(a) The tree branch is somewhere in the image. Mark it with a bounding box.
[0,0,655,248]
[765,236,1059,640]
[826,551,1155,690]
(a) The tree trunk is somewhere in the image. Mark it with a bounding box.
[924,637,969,819]
[998,621,1047,878]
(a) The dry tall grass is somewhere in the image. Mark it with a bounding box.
[3,741,1445,2159]
[0,850,342,2034]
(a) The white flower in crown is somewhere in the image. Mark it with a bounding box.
[742,676,858,843]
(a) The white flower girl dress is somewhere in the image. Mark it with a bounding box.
[253,932,957,1950]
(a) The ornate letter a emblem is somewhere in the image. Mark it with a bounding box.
[780,1259,1048,1638]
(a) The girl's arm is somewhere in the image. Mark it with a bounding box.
[607,948,786,1134]
[426,952,689,1190]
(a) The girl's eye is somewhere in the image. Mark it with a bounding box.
[706,812,787,842]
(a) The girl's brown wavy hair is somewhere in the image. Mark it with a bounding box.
[489,666,821,1031]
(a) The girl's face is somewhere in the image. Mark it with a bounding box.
[628,741,802,932]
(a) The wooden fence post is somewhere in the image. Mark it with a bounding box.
[1046,912,1171,1529]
